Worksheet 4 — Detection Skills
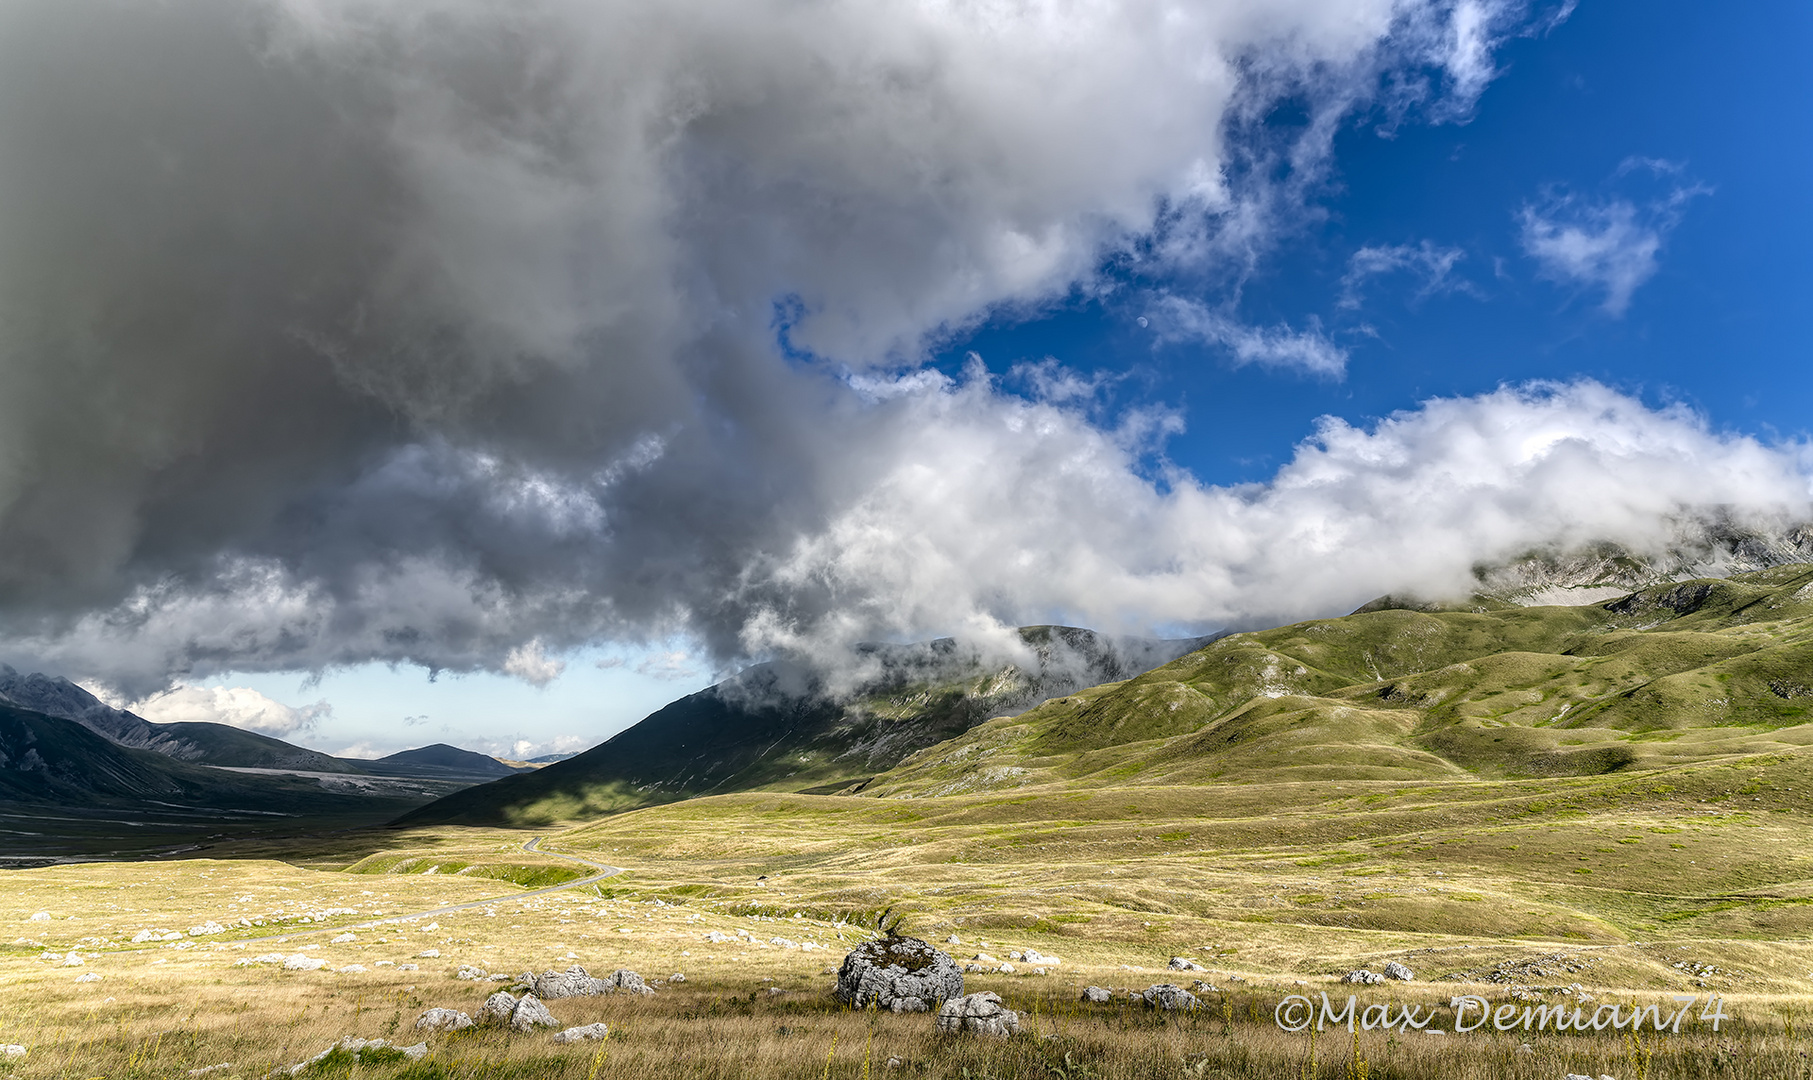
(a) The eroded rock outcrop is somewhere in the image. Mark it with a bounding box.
[834,935,963,1011]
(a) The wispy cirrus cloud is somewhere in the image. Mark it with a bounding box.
[1150,297,1349,377]
[1339,241,1473,309]
[1518,161,1710,316]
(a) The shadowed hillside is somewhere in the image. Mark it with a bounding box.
[0,703,446,860]
[398,626,1208,826]
[362,742,528,779]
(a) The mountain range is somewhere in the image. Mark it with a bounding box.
[399,528,1813,826]
[0,668,531,857]
[397,626,1209,826]
[13,525,1813,847]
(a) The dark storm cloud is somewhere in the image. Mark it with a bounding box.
[11,1,1786,698]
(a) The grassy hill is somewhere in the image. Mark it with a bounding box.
[398,626,1207,826]
[866,565,1813,796]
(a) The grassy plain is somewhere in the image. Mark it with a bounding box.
[5,752,1813,1079]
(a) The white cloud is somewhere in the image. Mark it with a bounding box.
[130,684,329,737]
[1339,241,1471,309]
[1151,297,1348,377]
[1518,178,1708,316]
[502,640,565,687]
[738,378,1812,661]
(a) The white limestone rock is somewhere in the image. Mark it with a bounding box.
[552,1023,610,1044]
[835,936,964,1011]
[416,1008,474,1032]
[934,992,1020,1038]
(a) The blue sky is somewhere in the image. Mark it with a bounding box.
[8,1,1810,761]
[941,0,1813,488]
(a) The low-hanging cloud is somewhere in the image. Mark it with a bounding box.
[737,377,1813,662]
[128,683,331,737]
[4,0,1721,699]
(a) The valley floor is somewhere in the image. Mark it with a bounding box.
[3,760,1812,1078]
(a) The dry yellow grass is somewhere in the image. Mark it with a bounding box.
[0,811,1805,1080]
[5,757,1813,1079]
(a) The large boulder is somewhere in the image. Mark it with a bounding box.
[1342,970,1385,986]
[834,935,963,1011]
[935,992,1020,1037]
[1382,961,1415,982]
[1079,986,1113,1004]
[1142,984,1199,1011]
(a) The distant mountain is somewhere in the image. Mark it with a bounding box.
[397,625,1209,826]
[0,701,432,836]
[1467,522,1813,609]
[361,743,525,780]
[0,667,357,773]
[528,752,579,763]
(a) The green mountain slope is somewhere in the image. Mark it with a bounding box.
[398,626,1207,826]
[867,565,1813,796]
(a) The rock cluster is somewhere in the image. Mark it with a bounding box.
[1142,984,1198,1011]
[934,992,1020,1037]
[834,935,963,1013]
[1166,957,1205,972]
[522,965,654,998]
[1342,970,1386,985]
